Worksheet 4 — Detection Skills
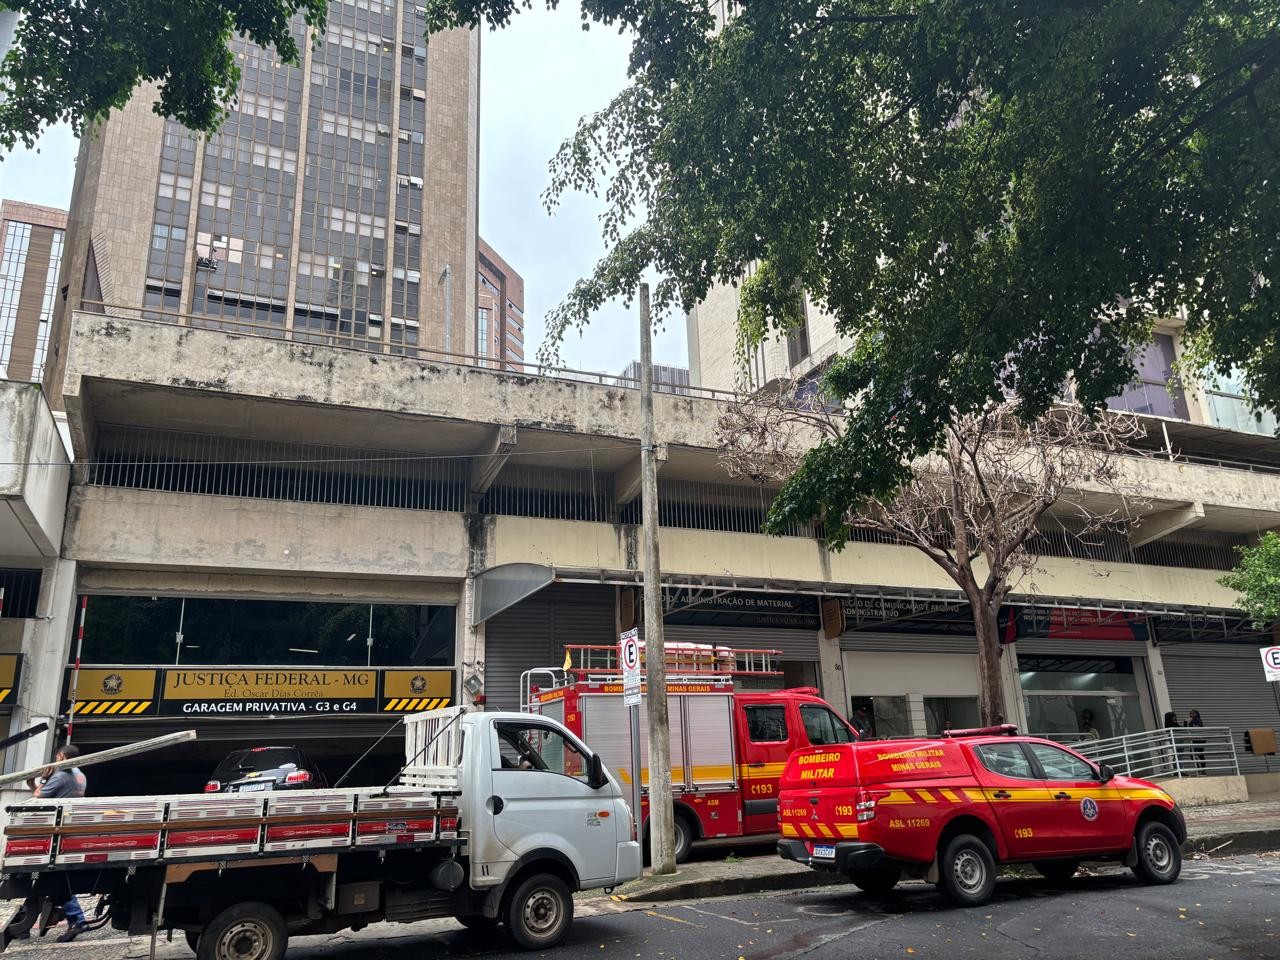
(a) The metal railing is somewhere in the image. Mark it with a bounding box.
[1073,726,1240,780]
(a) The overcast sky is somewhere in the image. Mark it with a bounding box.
[0,8,689,376]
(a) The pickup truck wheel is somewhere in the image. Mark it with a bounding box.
[937,835,996,907]
[505,874,573,951]
[196,903,287,960]
[1131,822,1181,885]
[848,864,901,896]
[1034,861,1079,885]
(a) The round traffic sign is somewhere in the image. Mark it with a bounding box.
[621,635,640,671]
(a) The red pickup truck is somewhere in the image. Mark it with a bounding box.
[777,726,1185,906]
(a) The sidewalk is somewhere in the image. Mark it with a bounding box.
[606,793,1280,904]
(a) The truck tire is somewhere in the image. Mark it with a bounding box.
[196,902,287,960]
[457,914,500,931]
[673,814,693,864]
[848,864,901,896]
[937,834,996,907]
[1034,860,1079,885]
[1131,821,1181,885]
[504,873,573,951]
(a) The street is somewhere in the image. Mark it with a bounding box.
[15,855,1279,960]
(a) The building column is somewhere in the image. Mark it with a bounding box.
[1144,638,1174,721]
[1,558,78,821]
[999,643,1029,732]
[459,573,485,709]
[816,628,847,717]
[906,693,927,736]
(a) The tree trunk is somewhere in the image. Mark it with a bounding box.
[973,603,1005,726]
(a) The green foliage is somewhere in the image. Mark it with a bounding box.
[1220,531,1280,628]
[0,0,328,150]
[426,0,1280,541]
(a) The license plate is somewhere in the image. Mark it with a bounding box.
[813,844,836,859]
[236,782,272,793]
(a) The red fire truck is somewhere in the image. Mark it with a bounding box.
[521,644,858,862]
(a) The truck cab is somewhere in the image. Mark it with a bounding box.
[777,725,1186,907]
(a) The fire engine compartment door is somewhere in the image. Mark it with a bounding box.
[683,694,737,791]
[580,695,687,791]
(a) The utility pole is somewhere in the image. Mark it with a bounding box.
[639,283,676,875]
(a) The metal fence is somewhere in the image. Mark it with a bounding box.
[1073,726,1241,780]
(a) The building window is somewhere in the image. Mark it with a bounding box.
[477,306,489,358]
[0,220,32,369]
[32,229,65,380]
[1106,334,1188,419]
[786,301,810,368]
[1203,367,1278,436]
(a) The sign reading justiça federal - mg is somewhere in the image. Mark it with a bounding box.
[161,669,378,715]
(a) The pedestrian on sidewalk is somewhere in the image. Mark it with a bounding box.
[28,744,89,942]
[1163,711,1183,776]
[1188,709,1207,774]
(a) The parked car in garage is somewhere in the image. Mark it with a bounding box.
[204,746,328,794]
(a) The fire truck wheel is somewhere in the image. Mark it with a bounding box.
[937,834,996,907]
[673,815,693,864]
[196,902,287,960]
[1131,821,1181,885]
[1033,860,1079,885]
[504,873,573,951]
[848,864,901,896]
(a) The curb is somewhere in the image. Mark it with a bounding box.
[610,827,1280,904]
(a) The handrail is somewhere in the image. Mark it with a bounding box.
[76,301,740,401]
[1072,726,1241,780]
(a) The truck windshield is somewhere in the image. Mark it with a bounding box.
[800,705,855,745]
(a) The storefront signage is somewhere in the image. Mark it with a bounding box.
[63,667,456,719]
[0,654,21,713]
[1261,646,1280,683]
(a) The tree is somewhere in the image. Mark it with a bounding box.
[717,388,1148,724]
[1220,531,1280,630]
[424,0,1279,517]
[0,0,327,150]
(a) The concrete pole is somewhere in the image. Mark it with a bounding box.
[639,283,676,875]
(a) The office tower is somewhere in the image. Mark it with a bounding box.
[476,237,524,369]
[0,199,67,383]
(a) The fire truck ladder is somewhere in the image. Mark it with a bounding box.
[520,644,783,711]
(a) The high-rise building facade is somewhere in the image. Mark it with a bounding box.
[44,3,478,406]
[476,237,524,369]
[0,200,67,383]
[616,359,691,396]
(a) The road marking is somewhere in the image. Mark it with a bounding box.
[645,910,699,926]
[681,904,799,926]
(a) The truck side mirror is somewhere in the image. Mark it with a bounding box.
[1097,764,1115,783]
[587,752,608,790]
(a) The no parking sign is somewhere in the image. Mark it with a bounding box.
[1261,646,1280,683]
[620,628,642,706]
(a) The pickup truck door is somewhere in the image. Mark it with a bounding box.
[1024,742,1130,854]
[488,719,618,886]
[969,742,1058,859]
[736,701,796,834]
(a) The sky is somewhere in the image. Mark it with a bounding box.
[0,7,689,376]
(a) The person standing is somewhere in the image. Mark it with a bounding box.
[1163,711,1183,775]
[1080,710,1101,740]
[851,705,873,739]
[1188,709,1207,774]
[28,744,89,942]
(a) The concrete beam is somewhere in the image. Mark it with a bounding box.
[1129,501,1206,548]
[613,443,668,505]
[470,425,517,499]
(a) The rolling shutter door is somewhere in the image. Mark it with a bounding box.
[1162,644,1280,774]
[840,635,977,655]
[483,584,616,712]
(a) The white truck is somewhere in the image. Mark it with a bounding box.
[0,707,642,960]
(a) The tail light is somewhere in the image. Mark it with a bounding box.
[856,789,886,822]
[284,770,312,785]
[203,781,220,793]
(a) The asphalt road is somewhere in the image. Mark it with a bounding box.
[11,855,1280,960]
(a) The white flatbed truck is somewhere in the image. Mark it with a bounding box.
[0,707,642,960]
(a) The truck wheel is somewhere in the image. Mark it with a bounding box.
[673,815,693,864]
[937,835,996,907]
[848,864,901,896]
[1131,822,1181,885]
[1034,861,1079,885]
[196,902,287,960]
[504,874,573,951]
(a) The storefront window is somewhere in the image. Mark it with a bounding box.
[1019,655,1144,739]
[924,696,981,735]
[80,596,456,666]
[850,695,911,739]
